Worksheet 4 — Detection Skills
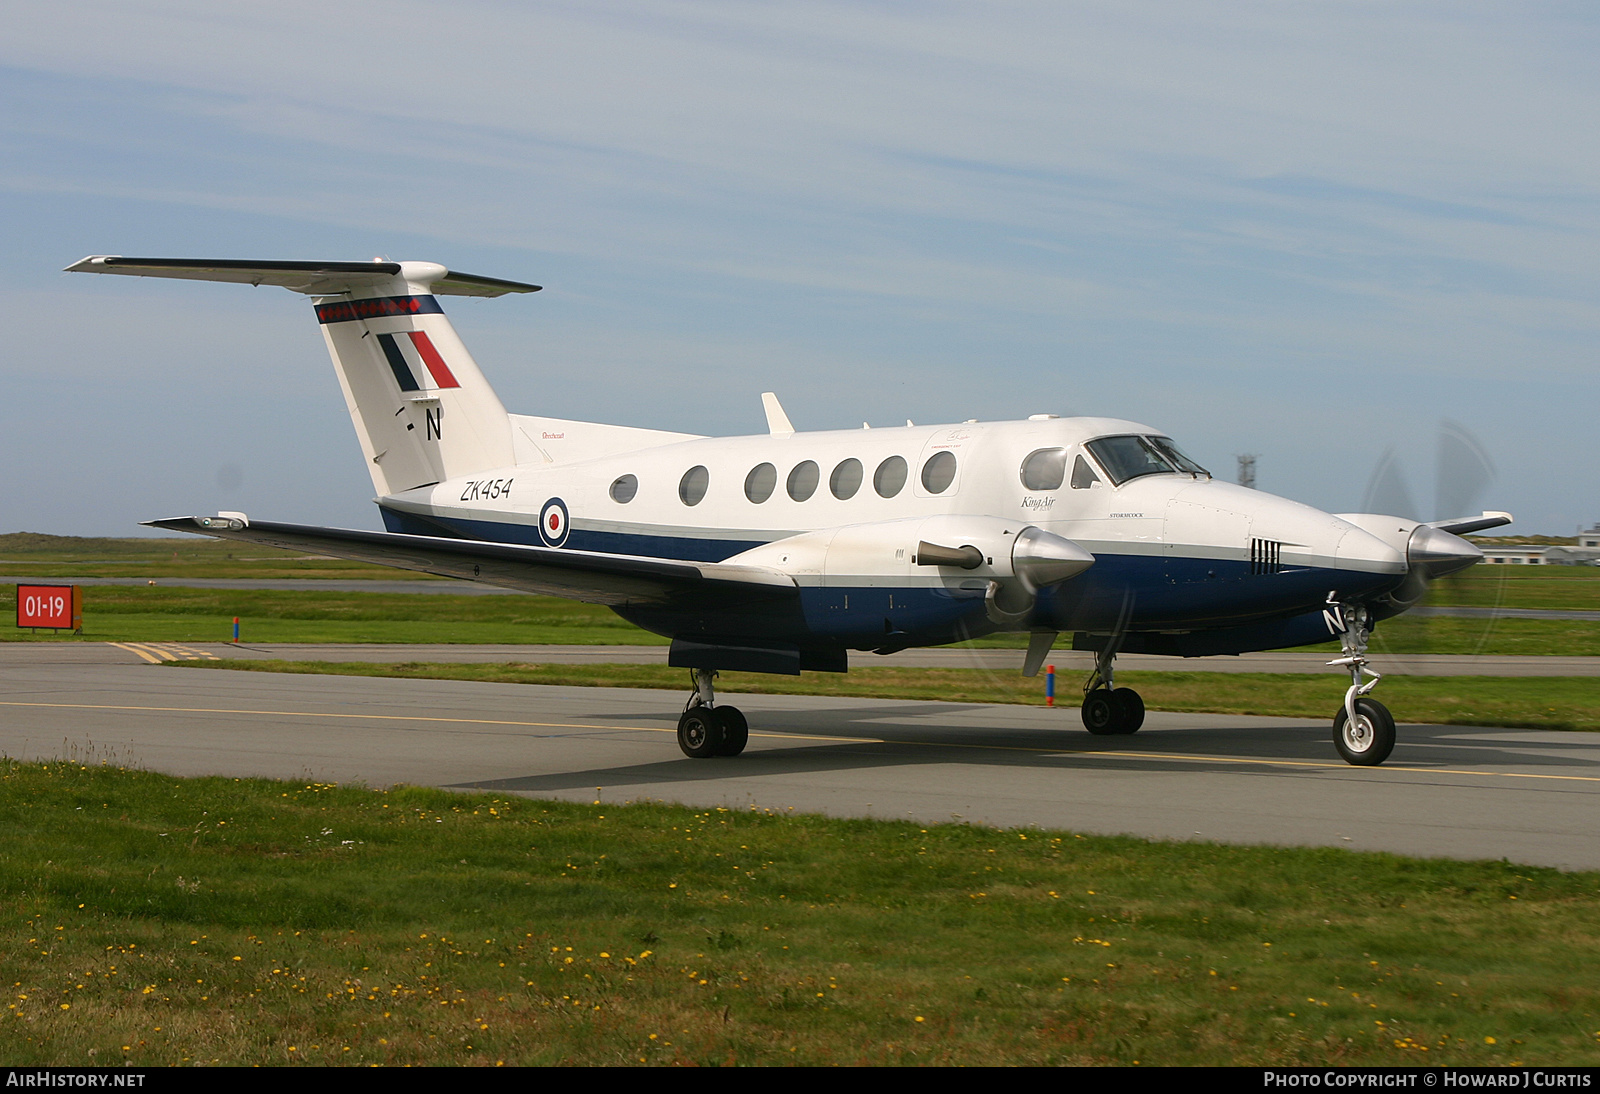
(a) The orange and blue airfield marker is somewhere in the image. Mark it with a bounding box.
[1045,664,1055,706]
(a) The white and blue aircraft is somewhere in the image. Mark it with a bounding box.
[69,256,1511,765]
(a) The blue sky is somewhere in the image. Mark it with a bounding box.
[2,1,1596,536]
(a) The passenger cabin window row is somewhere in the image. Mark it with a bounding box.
[604,435,1209,506]
[606,454,951,506]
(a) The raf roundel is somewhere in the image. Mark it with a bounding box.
[538,497,570,548]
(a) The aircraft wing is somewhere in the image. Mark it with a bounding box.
[1427,511,1514,536]
[143,517,796,606]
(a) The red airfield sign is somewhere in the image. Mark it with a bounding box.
[16,584,82,631]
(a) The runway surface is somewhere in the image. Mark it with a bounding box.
[3,643,1597,870]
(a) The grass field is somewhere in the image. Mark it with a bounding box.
[176,660,1600,732]
[4,759,1598,1066]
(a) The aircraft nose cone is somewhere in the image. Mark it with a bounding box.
[1408,525,1483,579]
[1012,527,1095,590]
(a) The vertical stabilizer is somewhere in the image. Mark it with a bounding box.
[315,263,515,494]
[66,256,542,496]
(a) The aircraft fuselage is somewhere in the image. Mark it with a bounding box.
[377,414,1408,658]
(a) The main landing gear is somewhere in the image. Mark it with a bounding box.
[1326,598,1394,766]
[677,668,749,759]
[1080,648,1144,736]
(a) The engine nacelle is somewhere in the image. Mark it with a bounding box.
[724,515,1094,631]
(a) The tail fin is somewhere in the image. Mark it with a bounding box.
[66,256,540,495]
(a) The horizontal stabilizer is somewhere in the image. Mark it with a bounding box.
[65,256,541,297]
[145,517,795,606]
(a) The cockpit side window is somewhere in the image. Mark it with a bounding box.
[1020,448,1068,491]
[1070,454,1100,489]
[1085,435,1176,485]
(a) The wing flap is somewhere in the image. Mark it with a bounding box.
[143,517,795,606]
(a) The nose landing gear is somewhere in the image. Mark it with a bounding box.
[1326,598,1394,766]
[677,668,749,758]
[1080,648,1145,736]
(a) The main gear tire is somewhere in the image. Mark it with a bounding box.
[1111,688,1144,734]
[677,709,725,759]
[714,706,749,756]
[1081,690,1119,735]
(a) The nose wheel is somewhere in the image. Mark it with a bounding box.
[677,669,748,758]
[1332,697,1395,766]
[1326,598,1395,766]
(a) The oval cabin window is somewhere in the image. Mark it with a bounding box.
[874,455,908,498]
[830,458,863,500]
[744,463,777,503]
[679,465,709,506]
[787,460,820,502]
[609,474,638,503]
[921,450,957,494]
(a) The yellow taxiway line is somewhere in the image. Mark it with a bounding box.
[107,642,220,663]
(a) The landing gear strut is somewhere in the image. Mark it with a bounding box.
[677,668,748,759]
[1080,648,1144,736]
[1326,598,1394,766]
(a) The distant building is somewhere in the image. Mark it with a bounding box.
[1481,545,1553,565]
[1479,522,1600,565]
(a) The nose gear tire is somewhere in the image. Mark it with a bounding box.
[1332,698,1395,766]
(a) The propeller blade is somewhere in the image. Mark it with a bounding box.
[1022,631,1058,677]
[1435,419,1495,523]
[1361,447,1419,520]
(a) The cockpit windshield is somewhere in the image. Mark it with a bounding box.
[1086,435,1211,486]
[1148,436,1210,477]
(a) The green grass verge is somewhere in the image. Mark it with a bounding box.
[0,586,664,645]
[175,660,1600,732]
[3,760,1597,1066]
[1428,564,1600,612]
[0,531,437,581]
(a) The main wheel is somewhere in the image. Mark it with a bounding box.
[677,708,725,758]
[1111,688,1144,734]
[1332,698,1395,766]
[714,706,749,756]
[1081,690,1120,735]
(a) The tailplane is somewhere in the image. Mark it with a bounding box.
[66,256,540,495]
